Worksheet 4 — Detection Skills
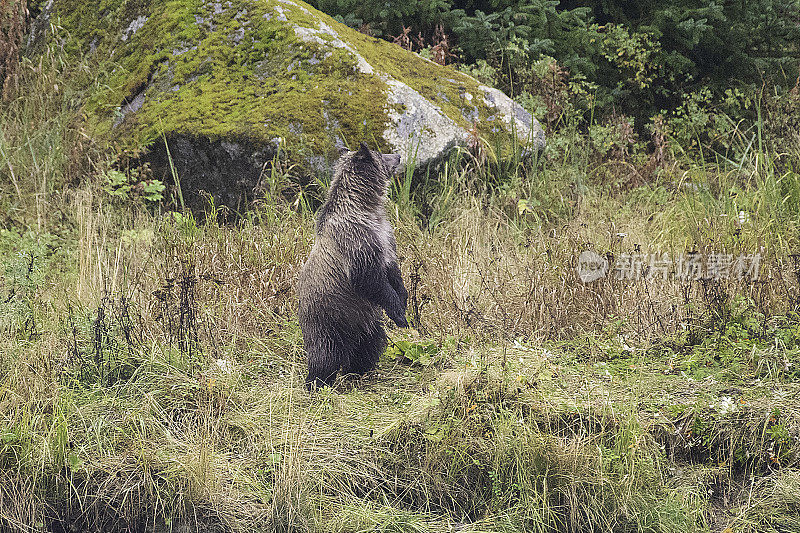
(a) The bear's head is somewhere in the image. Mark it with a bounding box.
[333,142,400,200]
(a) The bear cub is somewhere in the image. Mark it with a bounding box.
[297,143,409,389]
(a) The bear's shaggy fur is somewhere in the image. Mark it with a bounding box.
[297,143,408,389]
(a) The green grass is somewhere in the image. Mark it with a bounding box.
[2,27,800,533]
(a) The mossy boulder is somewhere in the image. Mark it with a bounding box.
[41,0,544,210]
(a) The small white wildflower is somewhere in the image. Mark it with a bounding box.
[512,338,537,352]
[738,211,749,225]
[716,396,736,415]
[216,359,233,374]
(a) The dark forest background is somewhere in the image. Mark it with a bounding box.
[311,0,800,134]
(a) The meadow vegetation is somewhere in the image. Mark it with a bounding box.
[2,2,800,532]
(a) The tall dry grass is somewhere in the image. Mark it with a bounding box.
[1,22,800,532]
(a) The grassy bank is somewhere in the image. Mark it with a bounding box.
[2,32,800,533]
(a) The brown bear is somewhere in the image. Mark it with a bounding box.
[297,143,408,389]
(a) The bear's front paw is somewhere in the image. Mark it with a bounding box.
[392,315,409,328]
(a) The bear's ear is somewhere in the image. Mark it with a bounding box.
[381,153,401,174]
[357,142,371,157]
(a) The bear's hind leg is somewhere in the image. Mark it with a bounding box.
[349,323,387,376]
[305,332,347,390]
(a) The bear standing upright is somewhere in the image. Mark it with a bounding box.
[297,143,409,389]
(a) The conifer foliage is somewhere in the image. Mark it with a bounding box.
[309,0,800,121]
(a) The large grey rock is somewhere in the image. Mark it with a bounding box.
[42,0,545,210]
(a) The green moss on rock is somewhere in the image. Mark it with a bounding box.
[50,0,542,155]
[53,0,399,154]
